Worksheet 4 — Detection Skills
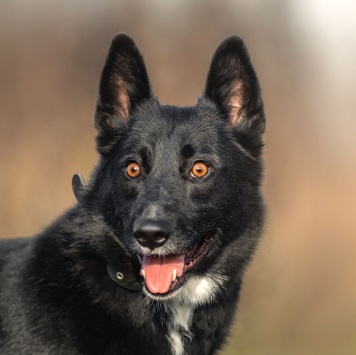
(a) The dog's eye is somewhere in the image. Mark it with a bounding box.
[191,162,210,179]
[125,162,141,179]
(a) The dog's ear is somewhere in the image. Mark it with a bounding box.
[203,35,265,156]
[95,34,152,154]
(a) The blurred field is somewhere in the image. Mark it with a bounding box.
[0,1,355,354]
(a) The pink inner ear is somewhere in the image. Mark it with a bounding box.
[116,77,131,120]
[228,81,244,126]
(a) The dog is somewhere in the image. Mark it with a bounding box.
[0,34,265,355]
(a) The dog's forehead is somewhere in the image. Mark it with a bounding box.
[131,102,225,153]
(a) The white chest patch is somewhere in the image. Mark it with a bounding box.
[166,274,226,355]
[167,302,193,355]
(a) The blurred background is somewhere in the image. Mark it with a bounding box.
[0,0,355,354]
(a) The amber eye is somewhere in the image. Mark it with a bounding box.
[191,162,210,179]
[126,162,141,179]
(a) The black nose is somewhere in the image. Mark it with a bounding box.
[133,218,170,250]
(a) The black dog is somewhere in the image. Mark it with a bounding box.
[0,34,265,355]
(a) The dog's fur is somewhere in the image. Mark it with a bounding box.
[0,34,265,355]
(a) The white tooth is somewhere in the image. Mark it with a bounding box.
[172,269,177,282]
[140,269,145,279]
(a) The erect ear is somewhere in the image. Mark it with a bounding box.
[203,35,265,156]
[95,33,152,154]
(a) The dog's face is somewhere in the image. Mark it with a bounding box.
[91,34,265,300]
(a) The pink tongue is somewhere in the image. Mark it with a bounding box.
[141,255,185,294]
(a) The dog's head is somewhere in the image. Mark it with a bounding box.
[89,34,265,300]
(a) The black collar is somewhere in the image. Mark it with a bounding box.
[72,172,142,292]
[106,255,142,292]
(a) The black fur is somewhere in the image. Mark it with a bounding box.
[0,34,265,355]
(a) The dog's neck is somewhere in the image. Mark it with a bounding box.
[164,275,224,355]
[166,300,194,355]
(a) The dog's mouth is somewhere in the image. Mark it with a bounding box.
[139,235,214,297]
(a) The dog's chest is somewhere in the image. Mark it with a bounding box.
[166,301,194,355]
[164,275,221,355]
